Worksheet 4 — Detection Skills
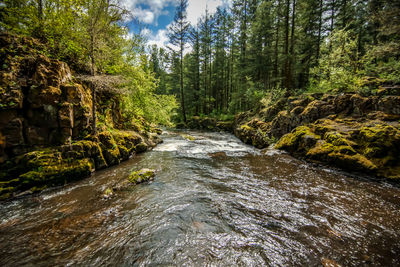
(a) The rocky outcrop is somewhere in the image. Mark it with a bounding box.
[0,129,162,200]
[234,91,400,179]
[0,33,94,161]
[275,119,400,178]
[0,34,162,200]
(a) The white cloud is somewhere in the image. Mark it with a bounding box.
[121,0,177,24]
[122,0,232,51]
[134,8,155,24]
[140,28,152,37]
[147,29,169,48]
[186,0,231,26]
[121,0,231,25]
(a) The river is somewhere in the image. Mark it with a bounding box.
[0,130,400,266]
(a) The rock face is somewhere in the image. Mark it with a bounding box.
[0,33,94,161]
[0,34,163,200]
[234,92,400,179]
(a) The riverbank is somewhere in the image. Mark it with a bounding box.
[233,91,400,180]
[183,90,400,180]
[0,34,162,200]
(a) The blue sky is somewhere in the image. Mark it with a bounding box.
[121,0,232,48]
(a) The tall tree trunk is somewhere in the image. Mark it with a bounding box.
[230,41,234,111]
[209,43,212,111]
[180,43,187,123]
[316,0,323,61]
[342,0,347,28]
[283,0,290,89]
[288,0,296,90]
[329,0,336,52]
[90,31,96,135]
[38,0,43,21]
[330,0,336,32]
[274,0,281,84]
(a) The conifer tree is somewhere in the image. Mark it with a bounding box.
[168,0,190,122]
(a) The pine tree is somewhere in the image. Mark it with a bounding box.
[168,0,190,122]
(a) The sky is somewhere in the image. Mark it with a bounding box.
[121,0,232,49]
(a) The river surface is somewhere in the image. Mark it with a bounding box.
[1,130,400,266]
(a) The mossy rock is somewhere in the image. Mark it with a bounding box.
[236,124,256,145]
[18,158,94,187]
[153,128,163,135]
[275,126,320,153]
[118,145,130,161]
[358,124,400,157]
[128,168,155,184]
[240,124,253,131]
[182,134,196,141]
[135,142,148,153]
[63,140,107,170]
[327,153,377,172]
[216,121,233,131]
[97,131,121,166]
[102,146,120,166]
[0,154,94,199]
[102,188,114,199]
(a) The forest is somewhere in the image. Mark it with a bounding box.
[2,0,399,124]
[1,1,400,265]
[153,0,400,122]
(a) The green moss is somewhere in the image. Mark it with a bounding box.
[17,158,94,192]
[98,131,119,150]
[128,168,155,184]
[182,134,196,141]
[359,124,400,147]
[0,191,12,200]
[0,178,20,187]
[103,187,114,198]
[19,171,45,183]
[328,153,377,172]
[324,131,350,146]
[0,186,14,195]
[240,124,254,131]
[30,185,48,193]
[378,165,400,179]
[306,141,335,158]
[118,145,130,160]
[104,188,113,195]
[275,126,318,151]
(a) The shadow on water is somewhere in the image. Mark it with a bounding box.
[0,130,400,266]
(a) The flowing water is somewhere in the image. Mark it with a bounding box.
[1,130,400,266]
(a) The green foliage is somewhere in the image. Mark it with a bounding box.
[308,29,361,93]
[1,0,178,127]
[244,79,267,110]
[0,0,128,74]
[362,49,400,84]
[121,64,178,126]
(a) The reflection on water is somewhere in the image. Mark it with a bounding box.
[0,130,400,266]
